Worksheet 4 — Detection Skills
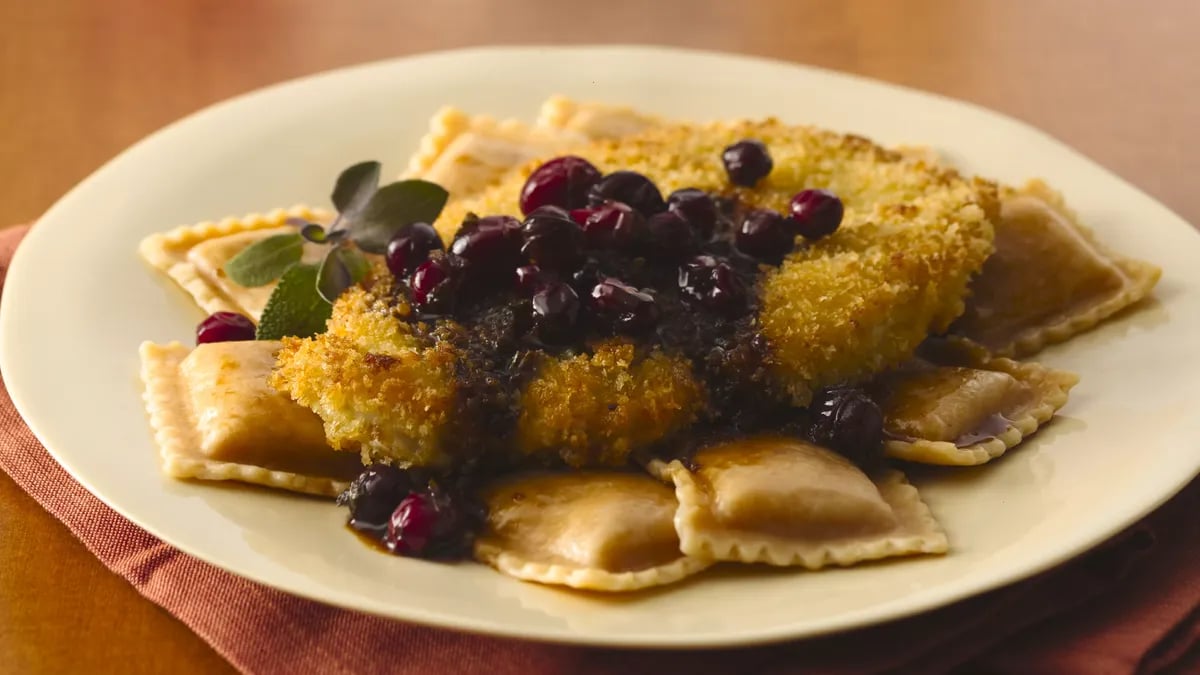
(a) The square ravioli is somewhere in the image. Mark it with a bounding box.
[951,179,1161,356]
[139,340,361,496]
[138,206,331,320]
[535,95,665,140]
[474,471,711,591]
[402,97,665,204]
[874,337,1079,466]
[403,105,587,198]
[651,438,947,568]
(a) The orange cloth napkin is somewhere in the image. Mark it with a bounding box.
[0,223,1196,674]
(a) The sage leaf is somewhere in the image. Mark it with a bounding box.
[316,246,371,304]
[255,263,333,340]
[223,233,305,287]
[349,179,448,254]
[331,160,382,216]
[338,245,372,282]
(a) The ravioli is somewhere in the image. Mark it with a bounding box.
[403,105,586,198]
[138,206,329,320]
[651,437,947,568]
[535,94,664,140]
[474,471,710,591]
[139,340,360,496]
[873,337,1079,466]
[951,180,1161,356]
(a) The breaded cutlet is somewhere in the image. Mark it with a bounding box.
[271,279,704,468]
[271,119,994,469]
[438,119,997,403]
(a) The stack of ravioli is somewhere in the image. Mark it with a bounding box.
[137,96,1160,591]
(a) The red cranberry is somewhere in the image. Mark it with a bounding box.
[590,278,659,334]
[789,189,844,240]
[196,311,255,344]
[519,156,602,215]
[678,255,747,314]
[569,207,596,225]
[381,485,481,560]
[520,206,584,272]
[722,139,773,187]
[386,492,439,555]
[582,201,646,250]
[667,188,719,240]
[449,215,523,277]
[646,211,697,259]
[736,209,795,262]
[531,281,581,344]
[809,386,884,470]
[586,171,666,215]
[410,257,457,310]
[385,222,443,278]
[515,265,551,295]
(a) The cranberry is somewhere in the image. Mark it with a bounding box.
[337,464,417,532]
[531,281,581,344]
[409,257,457,311]
[196,311,255,344]
[590,278,659,334]
[646,211,698,259]
[520,206,584,271]
[667,188,719,241]
[385,492,439,555]
[570,258,604,294]
[722,139,773,187]
[385,222,443,278]
[587,171,666,215]
[449,215,523,277]
[809,386,885,470]
[678,255,747,315]
[519,156,602,215]
[582,201,646,250]
[789,189,844,240]
[736,209,795,262]
[514,265,551,295]
[382,485,481,559]
[569,207,596,225]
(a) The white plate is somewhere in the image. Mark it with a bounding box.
[3,45,1198,648]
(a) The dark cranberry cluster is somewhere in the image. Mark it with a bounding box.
[380,158,709,343]
[337,463,484,559]
[720,139,846,262]
[381,144,845,347]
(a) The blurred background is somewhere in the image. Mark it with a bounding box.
[3,0,1199,226]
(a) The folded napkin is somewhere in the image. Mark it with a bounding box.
[0,223,1195,675]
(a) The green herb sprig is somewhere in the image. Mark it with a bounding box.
[222,161,448,340]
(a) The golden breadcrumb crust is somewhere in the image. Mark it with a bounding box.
[516,340,704,467]
[436,119,997,402]
[270,284,457,465]
[270,284,704,468]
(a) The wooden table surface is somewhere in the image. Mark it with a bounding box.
[2,1,1198,672]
